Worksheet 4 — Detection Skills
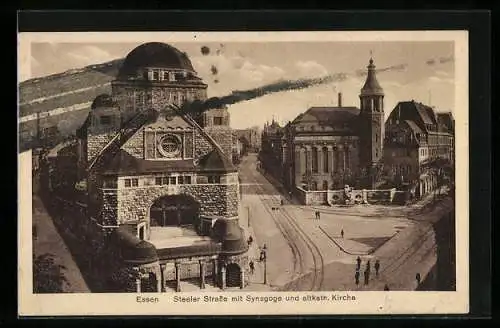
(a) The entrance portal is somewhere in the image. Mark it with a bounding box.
[226,263,241,288]
[150,195,200,227]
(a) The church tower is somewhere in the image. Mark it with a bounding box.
[201,107,233,159]
[358,57,385,186]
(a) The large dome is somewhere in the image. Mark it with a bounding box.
[117,42,195,80]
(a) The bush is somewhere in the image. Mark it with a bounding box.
[33,253,69,293]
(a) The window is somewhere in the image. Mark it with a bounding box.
[138,225,145,240]
[312,147,318,173]
[184,176,192,184]
[162,177,170,185]
[322,147,329,173]
[153,70,159,80]
[178,176,184,184]
[208,176,221,184]
[100,115,112,125]
[124,178,138,187]
[214,116,224,125]
[103,178,117,188]
[155,177,162,185]
[170,177,177,185]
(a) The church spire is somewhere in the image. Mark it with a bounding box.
[360,56,384,96]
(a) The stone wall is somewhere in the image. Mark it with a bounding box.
[296,186,398,206]
[87,132,115,163]
[194,129,214,160]
[204,127,233,158]
[115,181,239,225]
[122,129,144,158]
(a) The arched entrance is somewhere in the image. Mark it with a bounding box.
[226,263,241,287]
[150,194,200,227]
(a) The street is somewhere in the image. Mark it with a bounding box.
[238,153,439,291]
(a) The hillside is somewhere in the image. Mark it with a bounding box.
[18,59,124,151]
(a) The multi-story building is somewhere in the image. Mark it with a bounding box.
[261,57,386,191]
[236,127,261,153]
[48,42,248,292]
[383,100,454,197]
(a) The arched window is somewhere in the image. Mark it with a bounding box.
[312,147,318,173]
[322,147,329,173]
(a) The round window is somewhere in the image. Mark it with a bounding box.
[158,134,181,158]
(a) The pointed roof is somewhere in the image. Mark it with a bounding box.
[360,58,384,96]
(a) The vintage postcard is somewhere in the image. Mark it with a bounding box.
[18,31,469,316]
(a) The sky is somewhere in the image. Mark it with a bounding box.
[27,41,455,129]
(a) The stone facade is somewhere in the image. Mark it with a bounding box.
[115,176,239,225]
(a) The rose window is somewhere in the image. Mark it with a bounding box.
[158,135,181,158]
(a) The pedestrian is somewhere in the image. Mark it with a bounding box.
[366,260,371,273]
[374,260,380,277]
[383,284,390,291]
[341,229,344,238]
[247,235,253,246]
[354,270,360,285]
[364,270,369,285]
[280,198,284,206]
[416,272,421,285]
[356,256,362,270]
[249,261,255,275]
[317,211,321,220]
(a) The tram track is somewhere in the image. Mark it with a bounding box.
[242,160,325,291]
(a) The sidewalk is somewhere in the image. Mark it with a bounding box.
[239,204,273,291]
[33,195,90,293]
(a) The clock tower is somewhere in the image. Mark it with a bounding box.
[358,57,385,187]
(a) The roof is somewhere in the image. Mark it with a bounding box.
[102,148,236,175]
[360,58,384,96]
[91,94,118,110]
[413,102,435,125]
[293,106,360,125]
[109,226,158,265]
[404,119,423,135]
[197,149,237,172]
[117,42,195,80]
[102,149,198,175]
[212,219,249,255]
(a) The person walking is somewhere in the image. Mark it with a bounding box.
[249,261,255,275]
[356,256,362,271]
[354,270,360,285]
[366,260,371,273]
[317,211,321,220]
[364,270,369,285]
[247,235,253,246]
[374,260,380,277]
[416,272,421,285]
[341,229,344,238]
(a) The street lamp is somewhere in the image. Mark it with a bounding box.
[260,244,268,285]
[246,206,251,228]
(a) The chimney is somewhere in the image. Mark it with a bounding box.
[338,92,342,107]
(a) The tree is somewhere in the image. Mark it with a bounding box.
[33,253,69,293]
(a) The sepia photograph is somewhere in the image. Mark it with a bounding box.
[18,31,469,316]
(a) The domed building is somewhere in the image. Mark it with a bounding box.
[71,42,248,292]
